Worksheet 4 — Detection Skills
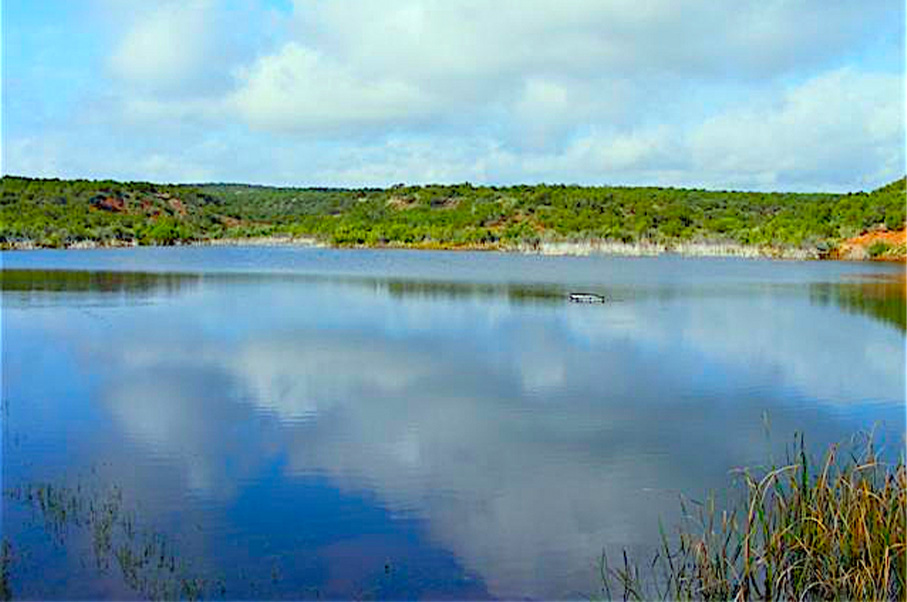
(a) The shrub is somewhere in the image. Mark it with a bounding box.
[868,241,892,259]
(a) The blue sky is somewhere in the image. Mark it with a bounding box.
[2,0,904,191]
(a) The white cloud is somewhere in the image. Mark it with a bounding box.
[108,0,215,93]
[688,68,906,190]
[292,0,896,82]
[493,69,905,190]
[225,0,901,139]
[6,63,902,189]
[4,0,903,189]
[105,0,279,99]
[4,137,64,179]
[231,42,433,134]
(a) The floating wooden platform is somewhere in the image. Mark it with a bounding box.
[568,292,607,303]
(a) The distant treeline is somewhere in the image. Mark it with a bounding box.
[1,175,904,256]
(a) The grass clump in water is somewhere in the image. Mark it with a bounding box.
[600,434,906,600]
[4,481,222,601]
[0,540,13,602]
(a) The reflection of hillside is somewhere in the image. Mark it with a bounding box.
[0,267,816,309]
[381,279,565,304]
[0,269,201,298]
[810,278,906,332]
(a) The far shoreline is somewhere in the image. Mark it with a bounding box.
[2,235,904,263]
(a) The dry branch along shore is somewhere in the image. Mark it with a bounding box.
[2,175,904,260]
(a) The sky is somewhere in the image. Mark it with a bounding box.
[1,0,905,191]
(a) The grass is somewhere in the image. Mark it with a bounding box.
[0,540,12,602]
[3,481,222,601]
[599,433,906,601]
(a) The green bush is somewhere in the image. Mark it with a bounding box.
[141,219,191,246]
[867,241,891,258]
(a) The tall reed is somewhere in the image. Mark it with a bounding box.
[600,433,906,600]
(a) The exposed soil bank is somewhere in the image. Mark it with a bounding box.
[831,228,906,261]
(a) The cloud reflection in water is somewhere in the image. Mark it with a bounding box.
[75,272,905,598]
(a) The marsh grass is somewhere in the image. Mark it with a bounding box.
[599,433,906,601]
[0,540,13,602]
[4,481,223,601]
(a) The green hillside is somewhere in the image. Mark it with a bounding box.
[1,175,904,257]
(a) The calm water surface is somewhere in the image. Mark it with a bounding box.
[2,247,905,599]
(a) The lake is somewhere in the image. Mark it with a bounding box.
[2,247,905,599]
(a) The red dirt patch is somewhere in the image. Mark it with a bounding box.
[833,228,906,261]
[168,197,187,216]
[93,196,127,213]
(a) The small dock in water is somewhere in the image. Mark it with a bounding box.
[569,292,607,303]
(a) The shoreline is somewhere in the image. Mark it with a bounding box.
[1,236,903,263]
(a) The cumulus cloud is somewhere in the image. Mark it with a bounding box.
[6,63,902,189]
[689,69,906,189]
[290,0,895,83]
[225,0,899,135]
[485,69,904,189]
[3,0,903,189]
[105,0,279,99]
[231,43,433,134]
[108,0,217,93]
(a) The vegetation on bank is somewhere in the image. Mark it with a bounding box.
[0,175,904,259]
[600,434,906,601]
